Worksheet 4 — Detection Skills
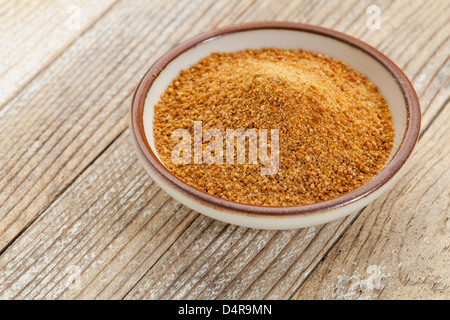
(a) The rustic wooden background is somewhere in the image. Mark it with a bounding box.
[0,0,448,300]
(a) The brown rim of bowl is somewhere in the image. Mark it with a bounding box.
[130,21,421,217]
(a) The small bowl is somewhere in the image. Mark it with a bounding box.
[130,22,420,230]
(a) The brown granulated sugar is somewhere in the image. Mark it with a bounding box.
[153,48,395,207]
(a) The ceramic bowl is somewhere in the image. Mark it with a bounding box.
[130,22,420,230]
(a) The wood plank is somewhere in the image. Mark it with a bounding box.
[0,0,448,300]
[0,132,197,299]
[292,101,450,300]
[125,215,359,300]
[0,0,117,108]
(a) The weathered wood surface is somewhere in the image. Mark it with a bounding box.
[0,0,448,300]
[0,0,117,108]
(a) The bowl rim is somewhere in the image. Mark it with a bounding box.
[130,21,421,217]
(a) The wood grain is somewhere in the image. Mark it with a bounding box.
[0,0,117,108]
[0,0,448,300]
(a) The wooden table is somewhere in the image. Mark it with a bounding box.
[0,0,448,300]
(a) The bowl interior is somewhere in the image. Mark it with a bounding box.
[143,28,407,167]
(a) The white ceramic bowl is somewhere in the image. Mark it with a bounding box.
[130,22,420,230]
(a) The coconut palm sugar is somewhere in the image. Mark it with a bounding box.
[153,48,395,207]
